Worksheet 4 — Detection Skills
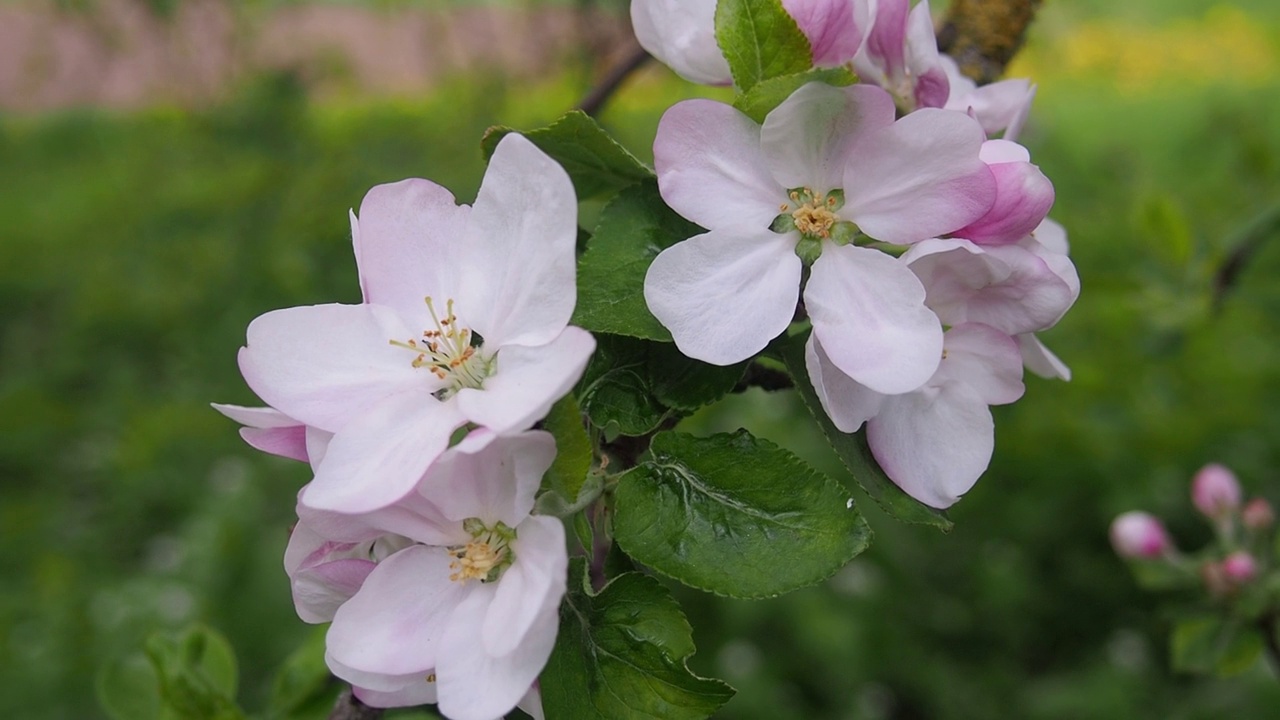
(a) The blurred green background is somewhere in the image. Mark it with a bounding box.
[2,0,1279,718]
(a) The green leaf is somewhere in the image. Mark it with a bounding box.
[268,625,337,719]
[97,652,164,720]
[481,111,653,201]
[733,67,858,123]
[144,624,244,720]
[1129,558,1200,591]
[541,394,594,502]
[573,181,703,341]
[776,332,954,531]
[714,0,813,92]
[540,559,735,719]
[576,335,747,436]
[1170,615,1264,676]
[614,430,871,598]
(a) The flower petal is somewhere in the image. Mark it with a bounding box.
[437,581,559,720]
[482,516,567,658]
[302,391,465,514]
[761,83,896,192]
[1018,333,1071,381]
[631,0,731,85]
[804,333,886,433]
[905,0,949,108]
[454,327,596,434]
[644,226,801,365]
[806,245,942,394]
[352,675,439,709]
[844,108,995,244]
[459,134,579,348]
[867,383,993,509]
[238,303,426,432]
[327,545,466,677]
[935,323,1025,406]
[354,179,471,322]
[655,100,784,230]
[292,558,376,625]
[862,0,909,81]
[783,0,862,66]
[421,430,556,529]
[959,157,1055,246]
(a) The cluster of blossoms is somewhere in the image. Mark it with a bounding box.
[1112,464,1275,599]
[636,0,1076,508]
[217,134,590,719]
[214,0,1076,716]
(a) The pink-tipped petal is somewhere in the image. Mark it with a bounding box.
[292,558,377,625]
[806,244,942,394]
[240,426,309,463]
[761,83,896,192]
[461,134,579,348]
[905,1,949,108]
[355,179,470,322]
[454,327,596,434]
[960,159,1055,246]
[804,333,886,433]
[238,303,425,432]
[302,392,464,514]
[783,0,862,66]
[655,100,784,230]
[863,0,909,80]
[644,226,801,366]
[327,545,466,677]
[843,108,995,244]
[868,383,994,509]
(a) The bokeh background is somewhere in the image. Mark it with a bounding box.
[2,0,1279,717]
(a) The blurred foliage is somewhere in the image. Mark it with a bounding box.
[0,1,1278,719]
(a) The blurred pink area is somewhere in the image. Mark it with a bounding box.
[0,0,631,111]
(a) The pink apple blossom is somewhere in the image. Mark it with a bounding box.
[1222,551,1259,584]
[1110,511,1173,559]
[631,0,863,86]
[294,429,566,720]
[1192,463,1242,519]
[806,323,1025,508]
[852,0,950,112]
[645,81,995,394]
[1243,498,1275,530]
[236,134,595,514]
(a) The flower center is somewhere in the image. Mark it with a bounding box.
[785,189,840,239]
[391,297,495,398]
[448,518,516,584]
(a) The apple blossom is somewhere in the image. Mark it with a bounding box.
[645,81,995,394]
[852,0,949,113]
[1222,551,1258,584]
[806,323,1025,508]
[292,429,566,720]
[235,134,595,514]
[940,54,1037,138]
[1243,498,1275,530]
[631,0,863,86]
[1110,511,1173,559]
[1192,463,1242,519]
[953,139,1055,246]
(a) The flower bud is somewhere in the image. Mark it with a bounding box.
[1222,551,1258,584]
[1191,463,1242,519]
[1243,497,1275,530]
[1110,511,1172,559]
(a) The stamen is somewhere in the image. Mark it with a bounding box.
[448,520,517,584]
[390,296,495,396]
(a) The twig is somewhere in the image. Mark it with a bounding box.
[936,0,1044,84]
[577,44,651,118]
[328,686,384,720]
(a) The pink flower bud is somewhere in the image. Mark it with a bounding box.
[1222,551,1258,584]
[1110,511,1172,559]
[1191,463,1242,519]
[1243,498,1275,530]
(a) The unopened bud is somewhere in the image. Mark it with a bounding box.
[1191,463,1242,519]
[1110,511,1172,559]
[1243,498,1274,530]
[1222,551,1258,584]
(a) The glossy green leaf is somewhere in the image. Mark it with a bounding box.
[572,181,703,341]
[715,0,813,92]
[268,626,337,719]
[614,430,871,598]
[541,394,594,503]
[776,332,954,531]
[481,111,653,201]
[540,559,735,719]
[733,67,858,123]
[576,334,747,436]
[96,652,165,720]
[144,624,244,720]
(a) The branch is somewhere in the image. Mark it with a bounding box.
[577,44,652,118]
[936,0,1044,84]
[328,686,384,720]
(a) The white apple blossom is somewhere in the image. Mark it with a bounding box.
[235,134,595,514]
